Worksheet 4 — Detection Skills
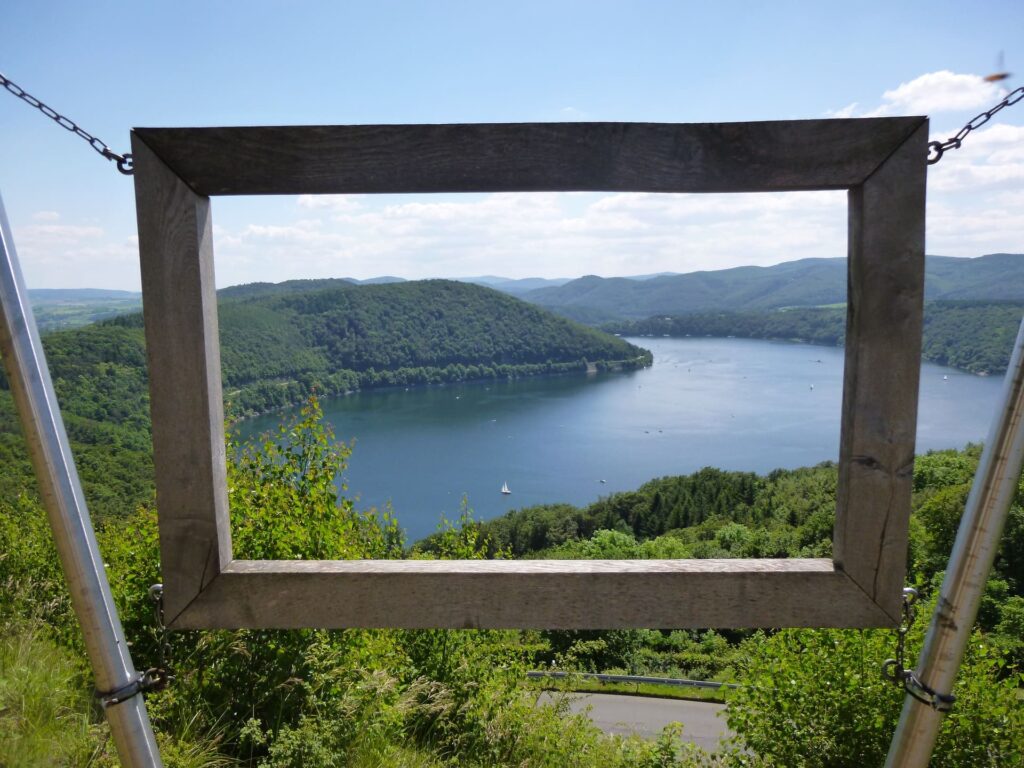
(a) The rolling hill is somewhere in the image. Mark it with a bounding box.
[522,254,1024,322]
[1,279,648,517]
[212,279,649,413]
[27,288,143,331]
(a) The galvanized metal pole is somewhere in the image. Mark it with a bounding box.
[0,190,163,767]
[885,316,1024,767]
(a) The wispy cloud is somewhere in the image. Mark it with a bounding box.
[15,219,139,289]
[20,223,105,244]
[211,190,848,285]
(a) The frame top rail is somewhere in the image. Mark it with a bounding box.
[133,118,925,197]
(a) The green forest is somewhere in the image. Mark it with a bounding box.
[215,279,649,414]
[2,401,1022,766]
[1,276,1022,765]
[606,300,1024,375]
[0,279,649,519]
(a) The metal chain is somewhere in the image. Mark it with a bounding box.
[4,70,1019,174]
[928,86,1024,164]
[882,588,956,712]
[146,583,173,691]
[94,585,172,707]
[0,72,133,175]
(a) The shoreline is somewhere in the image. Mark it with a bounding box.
[621,332,1002,377]
[226,354,653,423]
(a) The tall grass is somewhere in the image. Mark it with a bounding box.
[0,623,111,767]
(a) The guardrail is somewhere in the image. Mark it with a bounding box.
[526,671,739,690]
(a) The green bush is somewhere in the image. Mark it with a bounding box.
[725,601,1024,767]
[4,397,1021,766]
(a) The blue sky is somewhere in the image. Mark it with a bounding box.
[2,1,1022,289]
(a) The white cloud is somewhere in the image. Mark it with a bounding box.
[15,221,139,289]
[825,102,860,119]
[815,71,1024,260]
[31,210,60,222]
[296,194,363,212]
[210,190,849,286]
[927,122,1024,192]
[868,70,1005,116]
[828,70,1007,118]
[19,223,105,245]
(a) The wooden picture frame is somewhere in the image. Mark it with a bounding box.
[131,118,928,630]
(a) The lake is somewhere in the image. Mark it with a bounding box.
[240,337,1005,542]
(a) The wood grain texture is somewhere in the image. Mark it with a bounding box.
[132,137,233,624]
[833,121,928,622]
[226,558,836,574]
[165,560,891,630]
[132,119,925,197]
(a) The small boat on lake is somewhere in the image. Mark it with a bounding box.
[501,481,511,495]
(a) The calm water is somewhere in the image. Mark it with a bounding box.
[240,337,1005,542]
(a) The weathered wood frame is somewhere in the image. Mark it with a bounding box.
[131,118,928,630]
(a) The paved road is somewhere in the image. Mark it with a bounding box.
[541,692,731,751]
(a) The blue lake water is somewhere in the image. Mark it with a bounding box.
[239,337,1005,542]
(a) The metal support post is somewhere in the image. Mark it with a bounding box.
[0,190,163,767]
[885,316,1024,767]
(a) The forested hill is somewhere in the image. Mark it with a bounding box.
[212,279,649,413]
[0,279,648,516]
[524,253,1024,322]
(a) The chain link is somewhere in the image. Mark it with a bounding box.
[146,584,173,692]
[4,71,1020,174]
[881,588,956,712]
[0,72,133,175]
[93,584,173,707]
[928,86,1024,164]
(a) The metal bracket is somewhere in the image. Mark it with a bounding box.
[96,668,169,709]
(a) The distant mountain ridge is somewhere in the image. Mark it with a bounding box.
[456,276,573,295]
[521,254,1024,322]
[29,254,1024,329]
[27,289,143,332]
[28,288,141,302]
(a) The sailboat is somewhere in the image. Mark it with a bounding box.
[501,481,511,495]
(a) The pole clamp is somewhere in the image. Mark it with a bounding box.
[96,668,170,709]
[881,587,958,713]
[881,661,957,712]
